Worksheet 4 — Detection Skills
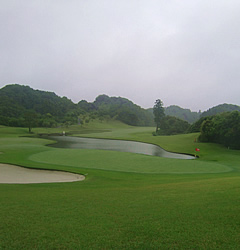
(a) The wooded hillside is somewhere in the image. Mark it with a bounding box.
[165,105,200,124]
[148,105,200,124]
[0,84,154,128]
[91,94,154,126]
[201,103,240,117]
[198,111,240,149]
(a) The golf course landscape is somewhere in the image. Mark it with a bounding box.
[1,0,240,247]
[0,120,240,249]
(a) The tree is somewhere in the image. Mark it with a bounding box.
[153,99,165,132]
[199,119,215,142]
[198,111,240,149]
[160,116,190,135]
[24,111,38,133]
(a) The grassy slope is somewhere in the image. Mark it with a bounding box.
[0,122,240,249]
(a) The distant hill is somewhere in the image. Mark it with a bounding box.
[0,84,76,127]
[165,105,200,124]
[0,84,154,128]
[1,84,239,129]
[200,103,240,118]
[188,104,240,133]
[148,105,200,124]
[80,94,154,126]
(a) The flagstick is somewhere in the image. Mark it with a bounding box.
[195,148,200,159]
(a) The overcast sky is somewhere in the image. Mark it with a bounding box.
[1,0,240,111]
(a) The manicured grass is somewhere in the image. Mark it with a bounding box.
[0,122,240,249]
[30,149,231,174]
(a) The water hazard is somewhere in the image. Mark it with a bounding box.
[48,136,195,160]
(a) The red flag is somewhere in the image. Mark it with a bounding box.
[195,148,200,152]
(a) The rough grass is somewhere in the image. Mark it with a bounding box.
[0,122,240,249]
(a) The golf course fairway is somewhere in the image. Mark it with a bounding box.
[0,122,240,249]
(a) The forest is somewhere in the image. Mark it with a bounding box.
[0,84,154,129]
[198,111,240,149]
[187,111,240,149]
[0,84,240,149]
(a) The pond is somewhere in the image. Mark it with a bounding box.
[48,136,195,160]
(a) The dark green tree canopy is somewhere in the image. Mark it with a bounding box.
[198,111,240,149]
[165,105,200,124]
[0,84,154,128]
[201,103,240,118]
[93,94,154,126]
[160,116,190,135]
[153,99,165,132]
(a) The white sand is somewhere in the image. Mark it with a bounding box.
[0,164,85,184]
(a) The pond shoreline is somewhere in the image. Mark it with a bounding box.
[44,135,196,160]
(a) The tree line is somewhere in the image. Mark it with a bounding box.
[0,84,154,131]
[1,84,239,149]
[153,99,240,149]
[197,111,240,149]
[153,99,190,135]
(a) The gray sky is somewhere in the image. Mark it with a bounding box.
[1,0,240,111]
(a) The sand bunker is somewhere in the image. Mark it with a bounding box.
[0,164,85,184]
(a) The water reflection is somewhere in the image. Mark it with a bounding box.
[48,136,195,160]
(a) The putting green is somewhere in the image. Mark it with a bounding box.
[29,148,232,174]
